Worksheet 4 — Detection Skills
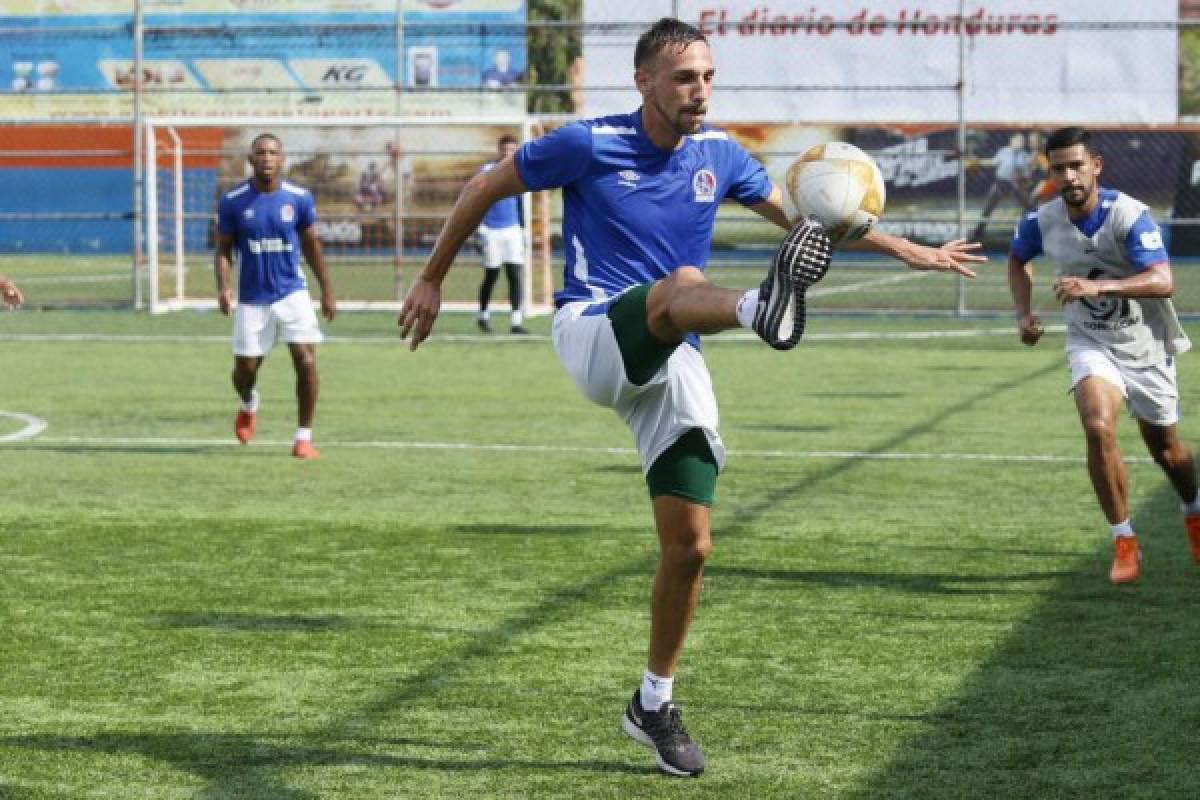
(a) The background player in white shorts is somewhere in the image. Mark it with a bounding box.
[1009,126,1200,584]
[400,18,980,777]
[475,134,527,334]
[215,133,336,460]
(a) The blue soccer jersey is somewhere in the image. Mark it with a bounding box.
[513,110,772,307]
[217,180,316,305]
[479,161,521,229]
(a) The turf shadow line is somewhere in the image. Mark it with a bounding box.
[721,356,1065,536]
[0,733,652,798]
[847,479,1200,799]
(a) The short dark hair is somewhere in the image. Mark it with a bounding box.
[250,132,282,152]
[634,17,707,69]
[1044,126,1096,156]
[498,133,518,147]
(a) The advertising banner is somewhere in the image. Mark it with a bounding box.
[581,1,1178,124]
[0,0,525,119]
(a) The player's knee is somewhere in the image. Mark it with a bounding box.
[646,267,704,331]
[1081,414,1115,446]
[292,348,317,372]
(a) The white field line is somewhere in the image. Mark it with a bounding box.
[11,433,1155,465]
[0,326,1067,345]
[15,272,128,286]
[0,411,48,442]
[808,269,929,298]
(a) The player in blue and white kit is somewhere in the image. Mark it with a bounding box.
[475,134,527,334]
[1009,126,1200,584]
[215,133,336,460]
[400,18,981,777]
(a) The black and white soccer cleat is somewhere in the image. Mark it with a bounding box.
[752,216,833,351]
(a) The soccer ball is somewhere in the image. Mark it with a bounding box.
[785,142,886,245]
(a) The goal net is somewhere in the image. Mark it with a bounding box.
[143,116,548,314]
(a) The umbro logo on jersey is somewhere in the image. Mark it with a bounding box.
[617,170,641,187]
[243,209,255,219]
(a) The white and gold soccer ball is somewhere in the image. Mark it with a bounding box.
[785,142,886,245]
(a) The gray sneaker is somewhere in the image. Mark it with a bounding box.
[620,690,705,777]
[752,217,833,350]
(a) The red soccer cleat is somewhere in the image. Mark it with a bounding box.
[234,410,256,444]
[292,439,319,460]
[1109,536,1140,584]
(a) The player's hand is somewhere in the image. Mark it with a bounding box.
[1053,276,1098,304]
[902,238,984,277]
[398,275,441,351]
[1018,312,1044,346]
[1,279,23,309]
[321,291,336,322]
[217,287,234,316]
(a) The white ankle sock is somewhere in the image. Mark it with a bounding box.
[1182,492,1200,515]
[640,669,673,711]
[511,310,524,326]
[294,427,312,442]
[239,390,259,413]
[1111,519,1134,538]
[735,289,759,328]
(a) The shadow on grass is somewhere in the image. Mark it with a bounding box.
[849,481,1200,799]
[706,565,1075,596]
[145,612,353,632]
[452,522,644,535]
[731,423,834,433]
[1,732,650,797]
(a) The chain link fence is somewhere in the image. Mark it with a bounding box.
[2,6,1198,316]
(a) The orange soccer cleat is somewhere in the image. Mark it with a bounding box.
[234,410,256,444]
[1109,536,1140,584]
[292,439,319,460]
[1185,515,1200,564]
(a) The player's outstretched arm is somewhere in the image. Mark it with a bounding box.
[851,229,983,277]
[213,232,237,316]
[399,157,528,351]
[747,185,793,231]
[0,276,22,309]
[301,226,336,322]
[1007,252,1043,346]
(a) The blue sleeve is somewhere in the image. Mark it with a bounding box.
[725,144,771,205]
[1009,212,1043,263]
[296,192,316,230]
[514,122,591,191]
[216,195,237,236]
[1124,210,1167,271]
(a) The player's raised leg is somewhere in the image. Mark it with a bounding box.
[644,217,832,349]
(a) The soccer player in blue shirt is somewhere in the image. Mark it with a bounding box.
[400,18,981,776]
[475,134,528,334]
[215,133,336,460]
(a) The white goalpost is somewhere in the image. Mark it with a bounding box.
[143,115,548,315]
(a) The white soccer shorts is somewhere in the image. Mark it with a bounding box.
[552,298,726,474]
[479,224,525,268]
[1067,344,1180,426]
[232,289,324,357]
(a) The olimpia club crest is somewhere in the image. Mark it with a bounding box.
[693,169,716,203]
